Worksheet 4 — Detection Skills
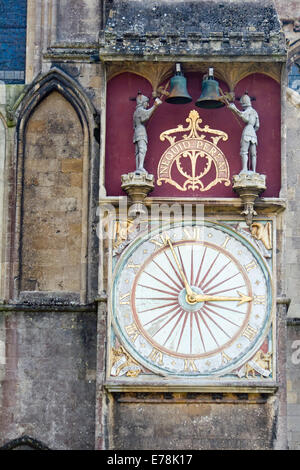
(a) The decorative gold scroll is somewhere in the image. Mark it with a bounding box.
[110,345,143,378]
[113,219,136,251]
[244,351,272,378]
[157,110,230,192]
[251,222,272,250]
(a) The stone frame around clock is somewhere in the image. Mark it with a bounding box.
[104,215,277,390]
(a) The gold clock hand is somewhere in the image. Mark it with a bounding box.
[193,291,252,306]
[163,233,196,301]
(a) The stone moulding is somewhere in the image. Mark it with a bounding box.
[99,196,286,216]
[99,0,287,60]
[100,30,287,61]
[104,381,278,395]
[0,303,97,312]
[44,46,99,62]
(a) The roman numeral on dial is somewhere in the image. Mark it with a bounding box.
[119,292,130,305]
[125,323,139,343]
[183,227,202,240]
[184,359,198,372]
[244,260,257,272]
[253,295,266,305]
[148,348,164,365]
[242,324,257,341]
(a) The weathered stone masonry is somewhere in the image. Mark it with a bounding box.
[0,0,300,450]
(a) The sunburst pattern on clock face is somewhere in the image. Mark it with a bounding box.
[111,221,273,377]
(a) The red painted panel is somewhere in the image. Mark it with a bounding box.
[105,72,281,197]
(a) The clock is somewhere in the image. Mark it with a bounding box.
[110,220,274,377]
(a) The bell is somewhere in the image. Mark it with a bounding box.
[165,64,192,105]
[195,68,225,109]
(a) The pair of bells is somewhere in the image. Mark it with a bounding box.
[165,65,225,109]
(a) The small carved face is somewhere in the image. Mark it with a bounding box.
[143,100,149,109]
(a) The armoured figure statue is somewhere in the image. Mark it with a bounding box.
[228,93,260,174]
[133,92,162,173]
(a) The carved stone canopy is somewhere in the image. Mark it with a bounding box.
[100,0,286,61]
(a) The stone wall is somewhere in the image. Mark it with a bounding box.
[56,0,102,44]
[0,309,97,450]
[287,320,300,449]
[110,392,278,450]
[275,0,300,450]
[0,0,102,445]
[285,90,300,318]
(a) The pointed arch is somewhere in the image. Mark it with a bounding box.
[16,67,98,135]
[0,435,50,450]
[10,67,100,303]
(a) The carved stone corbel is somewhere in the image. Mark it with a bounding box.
[232,173,266,226]
[121,171,155,216]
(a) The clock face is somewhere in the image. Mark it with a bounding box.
[111,221,273,377]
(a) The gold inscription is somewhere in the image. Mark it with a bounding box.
[157,111,230,192]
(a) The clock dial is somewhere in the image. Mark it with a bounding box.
[133,240,251,357]
[111,222,273,377]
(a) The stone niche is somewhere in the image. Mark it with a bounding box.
[21,91,84,294]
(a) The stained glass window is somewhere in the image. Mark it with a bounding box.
[288,62,300,94]
[0,0,27,84]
